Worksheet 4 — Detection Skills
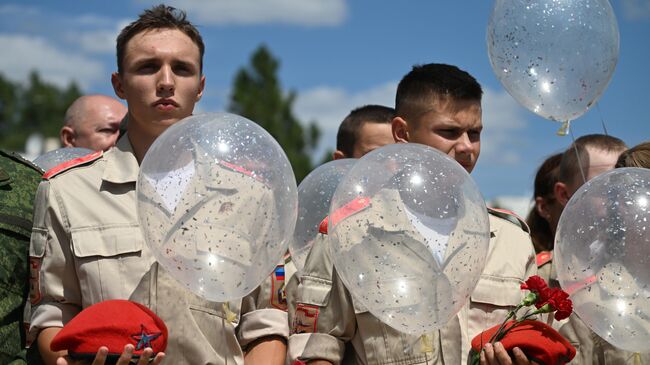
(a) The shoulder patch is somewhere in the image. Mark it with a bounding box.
[270,265,287,311]
[42,150,103,180]
[329,197,371,231]
[291,303,320,334]
[487,206,531,234]
[536,250,553,267]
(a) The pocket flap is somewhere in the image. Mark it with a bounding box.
[299,276,332,306]
[71,226,143,258]
[470,275,523,307]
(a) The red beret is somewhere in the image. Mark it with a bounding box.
[51,300,167,360]
[471,320,576,365]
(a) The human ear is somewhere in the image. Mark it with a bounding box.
[391,117,409,143]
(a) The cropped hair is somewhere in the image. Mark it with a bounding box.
[395,63,482,120]
[116,4,204,73]
[558,134,627,186]
[336,105,395,157]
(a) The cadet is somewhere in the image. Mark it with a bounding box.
[29,5,288,365]
[288,64,537,365]
[332,105,396,160]
[0,150,42,365]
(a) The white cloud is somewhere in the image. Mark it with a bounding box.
[294,82,395,157]
[480,88,528,164]
[68,20,130,55]
[621,0,650,21]
[295,82,395,132]
[157,0,347,26]
[0,34,105,89]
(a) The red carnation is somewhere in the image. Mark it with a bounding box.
[520,275,553,308]
[554,299,573,321]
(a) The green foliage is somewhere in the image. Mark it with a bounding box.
[228,45,320,182]
[0,71,81,151]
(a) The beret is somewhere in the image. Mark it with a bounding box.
[471,320,576,365]
[51,300,167,361]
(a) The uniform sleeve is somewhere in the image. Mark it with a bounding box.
[287,236,357,365]
[237,263,290,349]
[28,181,82,341]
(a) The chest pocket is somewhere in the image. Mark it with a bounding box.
[70,226,152,307]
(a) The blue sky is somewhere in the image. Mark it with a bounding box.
[1,0,649,201]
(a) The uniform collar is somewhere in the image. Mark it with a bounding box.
[102,133,140,184]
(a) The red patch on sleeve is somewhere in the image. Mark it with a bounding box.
[291,303,320,334]
[29,256,42,305]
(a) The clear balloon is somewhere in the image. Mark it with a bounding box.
[33,147,95,171]
[291,159,356,272]
[136,112,298,302]
[328,143,490,335]
[555,168,650,352]
[487,0,619,123]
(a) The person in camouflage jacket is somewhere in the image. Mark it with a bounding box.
[0,149,42,364]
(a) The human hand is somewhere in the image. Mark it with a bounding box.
[56,344,165,365]
[479,342,534,365]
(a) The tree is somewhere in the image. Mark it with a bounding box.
[0,71,82,151]
[228,45,320,182]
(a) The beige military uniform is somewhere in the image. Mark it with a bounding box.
[29,135,289,364]
[287,189,535,365]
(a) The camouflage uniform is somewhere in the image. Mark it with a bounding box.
[0,150,42,365]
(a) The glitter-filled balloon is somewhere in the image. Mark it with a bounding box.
[290,159,356,272]
[487,0,619,125]
[329,143,490,335]
[136,112,298,302]
[556,168,650,352]
[33,147,95,172]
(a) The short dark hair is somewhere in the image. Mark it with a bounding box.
[395,63,483,120]
[336,105,395,157]
[558,134,627,186]
[526,153,562,253]
[116,4,204,74]
[616,141,650,169]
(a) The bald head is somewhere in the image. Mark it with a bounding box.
[61,95,127,151]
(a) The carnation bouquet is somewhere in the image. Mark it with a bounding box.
[470,275,576,365]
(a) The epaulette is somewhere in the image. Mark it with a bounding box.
[0,149,43,174]
[536,250,553,267]
[320,197,371,235]
[487,206,530,234]
[318,216,329,235]
[218,160,269,186]
[43,150,103,180]
[564,275,596,295]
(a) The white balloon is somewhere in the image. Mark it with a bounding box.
[488,0,619,123]
[291,159,356,272]
[556,168,650,352]
[329,143,490,335]
[137,112,298,302]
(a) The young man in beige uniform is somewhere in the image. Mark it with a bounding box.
[288,64,536,365]
[29,5,288,365]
